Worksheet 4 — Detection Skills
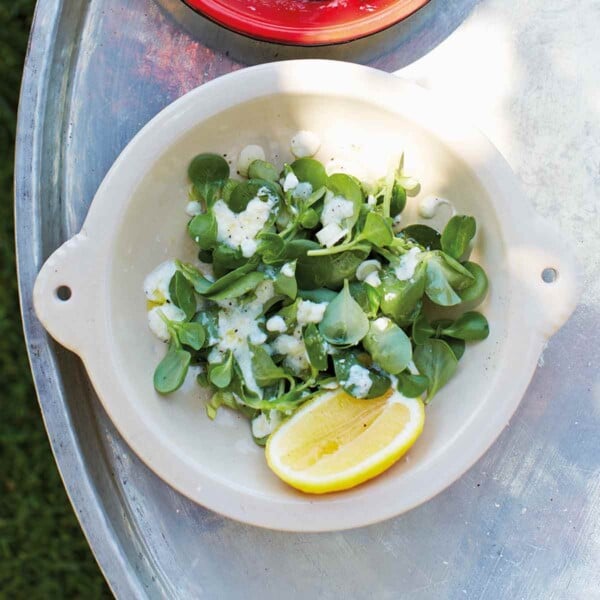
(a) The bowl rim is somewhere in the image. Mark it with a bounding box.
[180,0,431,46]
[33,60,580,531]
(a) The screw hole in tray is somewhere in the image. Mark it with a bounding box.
[541,267,558,283]
[56,285,72,301]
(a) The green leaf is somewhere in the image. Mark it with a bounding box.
[299,208,320,229]
[395,372,429,397]
[441,215,476,260]
[228,179,279,213]
[209,351,234,388]
[424,258,462,306]
[206,390,238,420]
[412,312,435,345]
[297,288,338,303]
[440,337,466,360]
[333,351,390,399]
[274,263,297,299]
[212,245,247,277]
[198,260,256,295]
[319,280,369,346]
[291,158,328,188]
[442,311,490,341]
[435,252,476,289]
[174,322,205,350]
[188,212,217,250]
[390,181,407,217]
[248,160,279,182]
[413,339,458,403]
[153,344,191,394]
[193,307,219,346]
[250,344,294,387]
[168,271,196,320]
[327,173,363,232]
[358,211,393,247]
[296,243,370,290]
[220,179,239,203]
[379,263,426,326]
[348,281,380,319]
[457,261,489,305]
[362,317,412,374]
[174,261,213,294]
[205,271,265,301]
[303,324,328,371]
[401,224,441,251]
[188,153,229,184]
[257,233,285,264]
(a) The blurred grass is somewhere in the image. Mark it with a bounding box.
[0,1,111,597]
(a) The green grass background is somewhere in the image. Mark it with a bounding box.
[0,2,111,597]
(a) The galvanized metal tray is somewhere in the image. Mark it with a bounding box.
[16,0,600,597]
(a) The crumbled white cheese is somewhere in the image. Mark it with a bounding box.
[364,271,382,287]
[237,144,265,177]
[272,326,310,374]
[281,262,295,277]
[266,315,287,333]
[296,300,328,325]
[212,195,274,258]
[344,364,373,397]
[356,259,382,282]
[290,130,321,158]
[316,222,347,247]
[292,182,313,200]
[251,410,283,438]
[185,201,202,217]
[418,195,456,219]
[147,305,186,341]
[283,171,299,192]
[143,260,177,303]
[392,213,403,233]
[321,193,354,227]
[394,247,422,281]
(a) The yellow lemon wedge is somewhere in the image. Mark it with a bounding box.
[265,388,425,494]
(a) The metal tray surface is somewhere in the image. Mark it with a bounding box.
[16,0,600,598]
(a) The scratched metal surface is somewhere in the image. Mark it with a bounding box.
[15,0,599,597]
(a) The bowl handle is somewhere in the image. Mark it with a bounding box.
[33,232,101,353]
[509,215,581,339]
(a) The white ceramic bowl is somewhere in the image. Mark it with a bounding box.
[33,61,579,531]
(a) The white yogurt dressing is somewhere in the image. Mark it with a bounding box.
[394,247,423,281]
[143,260,177,303]
[209,280,275,397]
[212,192,275,258]
[147,304,186,341]
[344,364,373,397]
[418,195,456,219]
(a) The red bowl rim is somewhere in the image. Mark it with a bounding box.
[181,0,431,46]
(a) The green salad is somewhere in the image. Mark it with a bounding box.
[144,144,490,443]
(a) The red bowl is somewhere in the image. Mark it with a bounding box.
[182,0,430,46]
